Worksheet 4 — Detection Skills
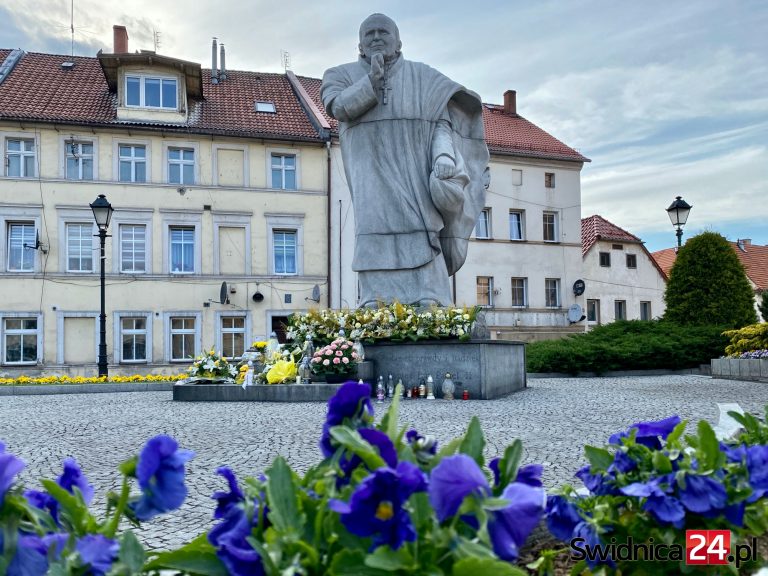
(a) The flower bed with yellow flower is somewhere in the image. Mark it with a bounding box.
[0,374,186,386]
[287,302,478,345]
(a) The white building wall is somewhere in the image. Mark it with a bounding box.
[582,239,667,327]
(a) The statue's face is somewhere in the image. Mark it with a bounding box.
[359,15,401,60]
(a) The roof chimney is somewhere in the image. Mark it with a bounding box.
[113,25,128,53]
[503,90,517,115]
[211,37,219,84]
[737,238,751,252]
[219,43,227,80]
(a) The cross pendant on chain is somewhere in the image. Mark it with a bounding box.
[380,76,391,105]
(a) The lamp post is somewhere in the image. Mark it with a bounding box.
[665,196,692,250]
[90,194,114,377]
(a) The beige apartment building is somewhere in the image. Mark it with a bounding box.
[0,31,330,376]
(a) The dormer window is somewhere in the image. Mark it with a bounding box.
[126,75,178,109]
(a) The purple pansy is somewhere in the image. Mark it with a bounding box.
[428,454,489,523]
[58,457,95,504]
[75,534,119,576]
[329,461,426,550]
[620,476,685,527]
[212,467,245,519]
[745,445,768,491]
[406,429,438,459]
[0,441,25,504]
[546,495,583,542]
[609,415,682,449]
[208,506,265,576]
[678,474,727,514]
[24,489,59,522]
[129,435,194,521]
[320,381,374,458]
[0,532,48,576]
[487,481,546,561]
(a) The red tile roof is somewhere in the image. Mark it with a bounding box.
[297,76,588,163]
[652,242,768,291]
[0,50,323,142]
[581,215,641,257]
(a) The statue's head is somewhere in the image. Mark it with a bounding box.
[358,13,401,62]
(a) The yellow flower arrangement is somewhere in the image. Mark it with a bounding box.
[266,359,297,384]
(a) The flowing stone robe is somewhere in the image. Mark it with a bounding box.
[321,54,488,306]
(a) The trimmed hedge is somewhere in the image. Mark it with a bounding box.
[526,320,728,375]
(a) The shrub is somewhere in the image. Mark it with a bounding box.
[664,232,757,328]
[759,291,768,323]
[526,320,728,375]
[722,323,768,357]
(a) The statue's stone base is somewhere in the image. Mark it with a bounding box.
[364,339,526,399]
[173,382,346,403]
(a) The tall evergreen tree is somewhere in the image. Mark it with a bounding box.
[664,232,757,327]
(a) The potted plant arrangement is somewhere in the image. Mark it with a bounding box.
[311,336,360,383]
[186,349,237,384]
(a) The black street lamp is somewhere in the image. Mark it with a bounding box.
[666,196,692,249]
[90,194,114,377]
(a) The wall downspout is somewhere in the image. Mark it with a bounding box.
[326,141,332,309]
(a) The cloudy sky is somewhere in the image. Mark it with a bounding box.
[2,0,766,252]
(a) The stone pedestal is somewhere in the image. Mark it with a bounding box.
[363,339,525,400]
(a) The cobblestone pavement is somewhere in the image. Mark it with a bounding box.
[2,376,767,550]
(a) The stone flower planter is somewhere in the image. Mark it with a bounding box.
[711,358,768,383]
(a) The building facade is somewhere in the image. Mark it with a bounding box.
[0,33,330,376]
[581,215,668,327]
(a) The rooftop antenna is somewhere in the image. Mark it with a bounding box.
[70,0,74,56]
[280,49,291,71]
[153,30,162,52]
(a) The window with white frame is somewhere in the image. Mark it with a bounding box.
[542,211,558,242]
[220,316,246,359]
[168,147,195,185]
[7,223,36,272]
[509,210,524,241]
[169,316,196,361]
[119,224,146,273]
[270,153,297,190]
[66,223,93,272]
[510,277,527,307]
[3,317,38,364]
[120,317,147,362]
[615,300,627,320]
[475,208,491,239]
[5,138,36,177]
[119,144,146,182]
[545,278,560,308]
[587,299,600,323]
[169,226,195,274]
[476,276,493,307]
[126,75,178,109]
[273,230,297,275]
[65,140,94,180]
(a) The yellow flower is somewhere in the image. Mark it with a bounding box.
[266,359,297,384]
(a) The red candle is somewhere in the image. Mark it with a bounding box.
[462,389,469,400]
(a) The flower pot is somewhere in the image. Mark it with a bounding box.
[323,371,358,384]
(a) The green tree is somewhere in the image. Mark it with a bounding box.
[664,232,757,328]
[759,291,768,322]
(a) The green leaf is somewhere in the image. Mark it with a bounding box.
[583,446,613,471]
[330,549,391,576]
[330,426,386,470]
[453,537,497,559]
[664,420,688,448]
[697,420,723,471]
[265,456,304,535]
[118,531,145,574]
[145,535,227,576]
[432,437,462,467]
[459,416,485,467]
[40,479,93,534]
[652,451,673,474]
[408,492,433,531]
[452,557,527,576]
[365,546,414,571]
[496,440,522,489]
[118,455,138,477]
[482,497,512,511]
[379,383,402,443]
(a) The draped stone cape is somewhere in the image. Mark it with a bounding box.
[321,55,488,278]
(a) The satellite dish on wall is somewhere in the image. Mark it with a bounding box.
[573,279,586,296]
[306,284,321,303]
[567,304,586,324]
[219,282,228,304]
